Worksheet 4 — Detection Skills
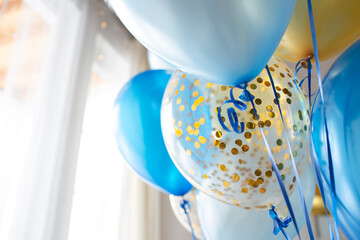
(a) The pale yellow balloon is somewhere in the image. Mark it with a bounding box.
[275,0,360,62]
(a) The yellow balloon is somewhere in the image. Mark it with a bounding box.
[275,0,360,62]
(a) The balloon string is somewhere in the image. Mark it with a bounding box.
[306,0,340,239]
[245,87,301,240]
[266,65,314,240]
[180,198,197,240]
[269,206,292,240]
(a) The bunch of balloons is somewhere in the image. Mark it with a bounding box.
[110,0,360,239]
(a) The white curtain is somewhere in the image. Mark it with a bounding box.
[0,0,160,240]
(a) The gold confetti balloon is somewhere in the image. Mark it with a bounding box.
[161,57,310,210]
[169,189,203,239]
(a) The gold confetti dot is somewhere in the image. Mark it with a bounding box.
[199,118,205,125]
[242,145,249,152]
[180,85,185,91]
[194,99,200,105]
[186,149,191,156]
[194,142,200,148]
[193,129,199,136]
[220,164,226,171]
[187,126,193,133]
[252,181,259,188]
[259,188,266,193]
[198,96,204,102]
[214,140,220,146]
[219,142,226,149]
[233,174,240,181]
[265,120,271,127]
[181,74,186,79]
[250,84,257,89]
[235,139,242,146]
[203,174,208,179]
[266,105,273,112]
[206,83,213,88]
[174,127,182,137]
[191,105,197,111]
[220,86,227,91]
[268,112,275,118]
[238,159,243,164]
[186,137,191,141]
[257,77,263,83]
[244,132,252,139]
[178,121,182,127]
[231,148,239,155]
[265,171,272,178]
[179,105,185,111]
[257,177,264,184]
[223,181,230,187]
[176,98,181,104]
[199,136,206,144]
[193,91,199,97]
[194,79,200,86]
[194,122,200,128]
[215,131,223,138]
[246,122,255,129]
[255,169,262,176]
[175,90,179,96]
[242,187,248,193]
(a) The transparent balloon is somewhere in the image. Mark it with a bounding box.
[169,189,203,239]
[161,57,310,210]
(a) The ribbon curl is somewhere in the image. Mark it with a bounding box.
[216,83,253,133]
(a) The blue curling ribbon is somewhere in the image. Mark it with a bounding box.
[307,0,340,239]
[269,206,292,240]
[266,65,314,240]
[180,198,197,240]
[216,83,251,133]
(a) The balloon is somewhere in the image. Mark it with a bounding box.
[113,70,192,196]
[161,57,310,209]
[274,0,360,62]
[110,0,296,85]
[169,189,203,239]
[311,39,360,239]
[197,162,315,240]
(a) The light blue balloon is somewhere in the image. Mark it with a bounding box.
[113,70,192,196]
[311,39,360,239]
[110,0,296,85]
[196,163,315,240]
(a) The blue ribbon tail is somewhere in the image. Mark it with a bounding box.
[180,198,197,240]
[307,0,339,239]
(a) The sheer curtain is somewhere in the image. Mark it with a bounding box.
[0,0,160,240]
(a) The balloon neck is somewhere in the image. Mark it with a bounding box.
[236,83,254,102]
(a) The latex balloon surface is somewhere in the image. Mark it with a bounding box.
[169,189,203,239]
[113,70,192,196]
[161,57,310,209]
[275,0,360,62]
[197,163,315,240]
[311,39,360,239]
[110,0,296,85]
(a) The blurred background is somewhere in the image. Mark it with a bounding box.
[0,0,346,239]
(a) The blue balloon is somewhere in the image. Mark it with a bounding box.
[113,70,192,196]
[110,0,296,85]
[311,39,360,239]
[196,163,315,240]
